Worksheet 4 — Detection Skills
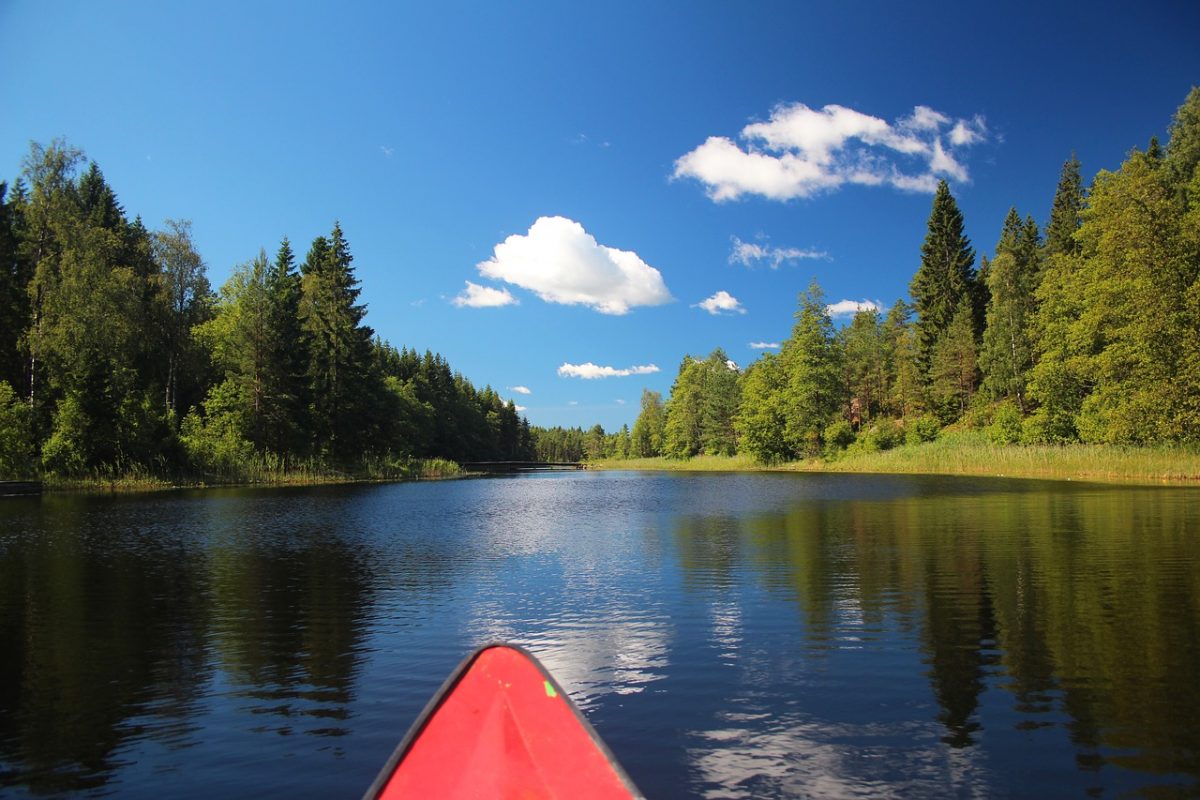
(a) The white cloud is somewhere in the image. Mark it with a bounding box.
[695,290,746,316]
[452,281,518,308]
[674,102,988,202]
[477,216,672,315]
[567,400,579,406]
[615,399,626,405]
[826,299,883,318]
[558,362,661,379]
[380,145,394,158]
[510,385,532,395]
[514,404,527,412]
[730,236,827,269]
[749,341,781,349]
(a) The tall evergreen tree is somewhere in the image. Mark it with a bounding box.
[980,209,1041,408]
[1044,155,1084,258]
[780,282,845,456]
[299,223,378,462]
[929,300,978,421]
[841,308,888,423]
[909,180,977,374]
[263,236,307,456]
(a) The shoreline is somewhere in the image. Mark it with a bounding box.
[590,433,1200,487]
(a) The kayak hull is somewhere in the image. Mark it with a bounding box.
[363,643,643,799]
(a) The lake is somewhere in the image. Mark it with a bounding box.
[1,471,1198,798]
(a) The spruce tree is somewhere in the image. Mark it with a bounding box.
[980,209,1040,408]
[299,223,377,462]
[631,389,665,457]
[263,236,307,456]
[909,180,977,375]
[1044,155,1084,257]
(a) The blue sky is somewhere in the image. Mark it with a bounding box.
[3,1,1198,430]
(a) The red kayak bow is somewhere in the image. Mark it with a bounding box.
[363,644,644,799]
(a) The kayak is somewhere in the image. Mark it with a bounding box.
[363,643,644,799]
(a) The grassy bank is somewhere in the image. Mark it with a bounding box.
[39,457,464,493]
[594,432,1200,485]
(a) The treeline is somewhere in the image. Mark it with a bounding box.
[615,87,1200,463]
[0,141,533,479]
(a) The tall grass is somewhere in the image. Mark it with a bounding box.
[42,455,464,493]
[594,433,1200,485]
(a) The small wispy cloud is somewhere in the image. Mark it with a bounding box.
[749,341,781,349]
[730,236,827,269]
[558,362,661,379]
[514,404,527,412]
[694,290,746,316]
[510,385,532,395]
[380,145,394,158]
[615,399,626,405]
[826,299,883,318]
[452,281,518,308]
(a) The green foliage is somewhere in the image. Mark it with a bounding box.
[822,419,855,459]
[910,180,977,372]
[980,209,1040,407]
[986,402,1024,445]
[180,379,255,473]
[928,300,978,422]
[780,282,845,457]
[735,352,789,463]
[841,308,889,421]
[847,418,903,455]
[0,381,33,477]
[906,414,941,445]
[631,389,665,457]
[663,349,741,458]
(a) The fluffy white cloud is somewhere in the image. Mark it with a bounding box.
[674,102,988,202]
[476,216,672,315]
[826,299,883,318]
[695,290,746,315]
[514,404,527,412]
[749,341,781,349]
[730,236,827,269]
[452,281,517,308]
[510,385,532,395]
[557,362,661,379]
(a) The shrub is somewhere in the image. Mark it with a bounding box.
[986,402,1023,445]
[906,414,941,445]
[823,419,856,459]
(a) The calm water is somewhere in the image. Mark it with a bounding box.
[1,471,1198,798]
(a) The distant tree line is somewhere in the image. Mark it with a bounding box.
[610,87,1200,463]
[0,141,534,478]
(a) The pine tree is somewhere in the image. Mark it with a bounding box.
[910,180,977,374]
[929,300,978,421]
[840,308,888,423]
[780,282,845,456]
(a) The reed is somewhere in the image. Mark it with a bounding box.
[594,433,1200,485]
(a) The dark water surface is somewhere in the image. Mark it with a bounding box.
[1,471,1198,798]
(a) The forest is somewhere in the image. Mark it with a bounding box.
[2,88,1198,479]
[604,87,1200,464]
[0,144,535,480]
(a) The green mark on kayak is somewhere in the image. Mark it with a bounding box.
[544,681,558,698]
